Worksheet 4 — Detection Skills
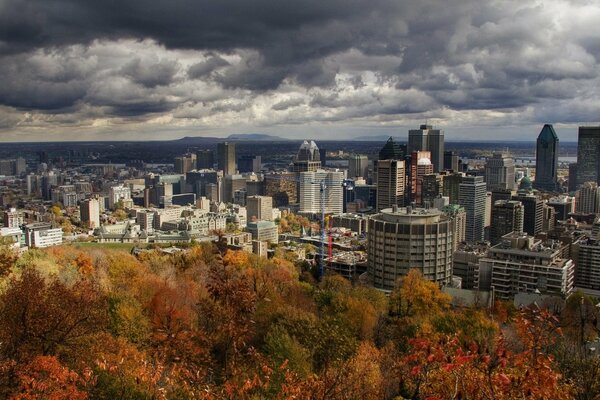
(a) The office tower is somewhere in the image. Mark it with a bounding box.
[217,142,236,175]
[246,179,265,197]
[237,155,262,173]
[319,148,327,167]
[378,137,406,160]
[568,163,578,192]
[206,183,220,203]
[3,208,23,228]
[265,172,297,206]
[196,149,215,169]
[348,154,369,179]
[572,237,600,291]
[80,198,101,230]
[443,172,464,204]
[547,195,575,221]
[292,140,321,172]
[299,170,343,214]
[534,124,559,192]
[108,185,131,209]
[223,174,246,204]
[490,189,513,205]
[490,200,524,245]
[247,195,273,222]
[441,204,466,250]
[376,160,405,211]
[174,153,196,174]
[511,192,543,235]
[367,207,453,290]
[422,174,443,207]
[444,151,459,171]
[186,170,219,197]
[408,124,444,172]
[575,182,600,214]
[353,184,377,209]
[479,232,574,299]
[410,151,433,205]
[576,126,600,187]
[485,153,516,191]
[458,175,486,242]
[41,172,58,201]
[542,203,556,233]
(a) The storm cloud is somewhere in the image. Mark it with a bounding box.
[1,0,600,140]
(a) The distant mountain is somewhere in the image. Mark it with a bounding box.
[173,136,221,144]
[226,133,290,141]
[352,135,406,142]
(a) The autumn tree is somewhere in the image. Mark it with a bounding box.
[0,268,108,363]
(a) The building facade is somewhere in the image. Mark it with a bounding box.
[534,124,559,192]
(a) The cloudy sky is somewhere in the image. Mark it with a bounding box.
[1,0,599,142]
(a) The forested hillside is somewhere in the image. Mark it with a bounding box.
[0,242,598,399]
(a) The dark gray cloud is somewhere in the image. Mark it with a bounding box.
[0,0,600,139]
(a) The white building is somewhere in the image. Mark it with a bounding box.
[299,169,344,215]
[108,185,132,210]
[24,223,63,248]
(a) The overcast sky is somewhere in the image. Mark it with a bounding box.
[1,0,599,142]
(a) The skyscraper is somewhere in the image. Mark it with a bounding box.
[217,142,236,175]
[196,149,215,169]
[534,124,559,192]
[378,137,406,160]
[576,126,600,188]
[408,124,444,172]
[512,192,544,236]
[409,151,433,205]
[575,182,600,214]
[443,151,459,172]
[490,200,524,245]
[484,153,515,191]
[459,175,487,242]
[292,140,321,172]
[299,170,343,214]
[348,154,369,179]
[376,160,405,210]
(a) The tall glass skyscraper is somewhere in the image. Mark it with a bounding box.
[534,124,559,192]
[408,124,444,172]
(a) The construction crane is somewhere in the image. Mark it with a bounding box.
[265,174,356,277]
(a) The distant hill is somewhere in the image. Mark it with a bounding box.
[226,133,290,141]
[351,135,406,142]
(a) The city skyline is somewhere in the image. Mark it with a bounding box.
[1,1,600,142]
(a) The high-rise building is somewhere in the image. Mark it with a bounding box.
[217,142,236,175]
[348,154,369,179]
[572,237,600,292]
[174,153,196,174]
[444,151,459,172]
[479,232,574,299]
[378,137,406,160]
[408,124,444,172]
[534,124,559,192]
[376,160,405,211]
[108,185,131,210]
[223,174,246,204]
[238,155,262,173]
[410,151,433,205]
[196,149,215,170]
[299,170,343,214]
[443,172,464,204]
[3,208,23,228]
[80,198,100,229]
[576,126,600,188]
[458,175,487,242]
[265,172,297,206]
[547,195,575,221]
[485,153,516,191]
[490,200,524,245]
[568,163,578,192]
[246,195,273,222]
[512,192,544,236]
[292,140,321,172]
[422,174,443,207]
[441,204,466,249]
[575,182,600,214]
[367,207,453,290]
